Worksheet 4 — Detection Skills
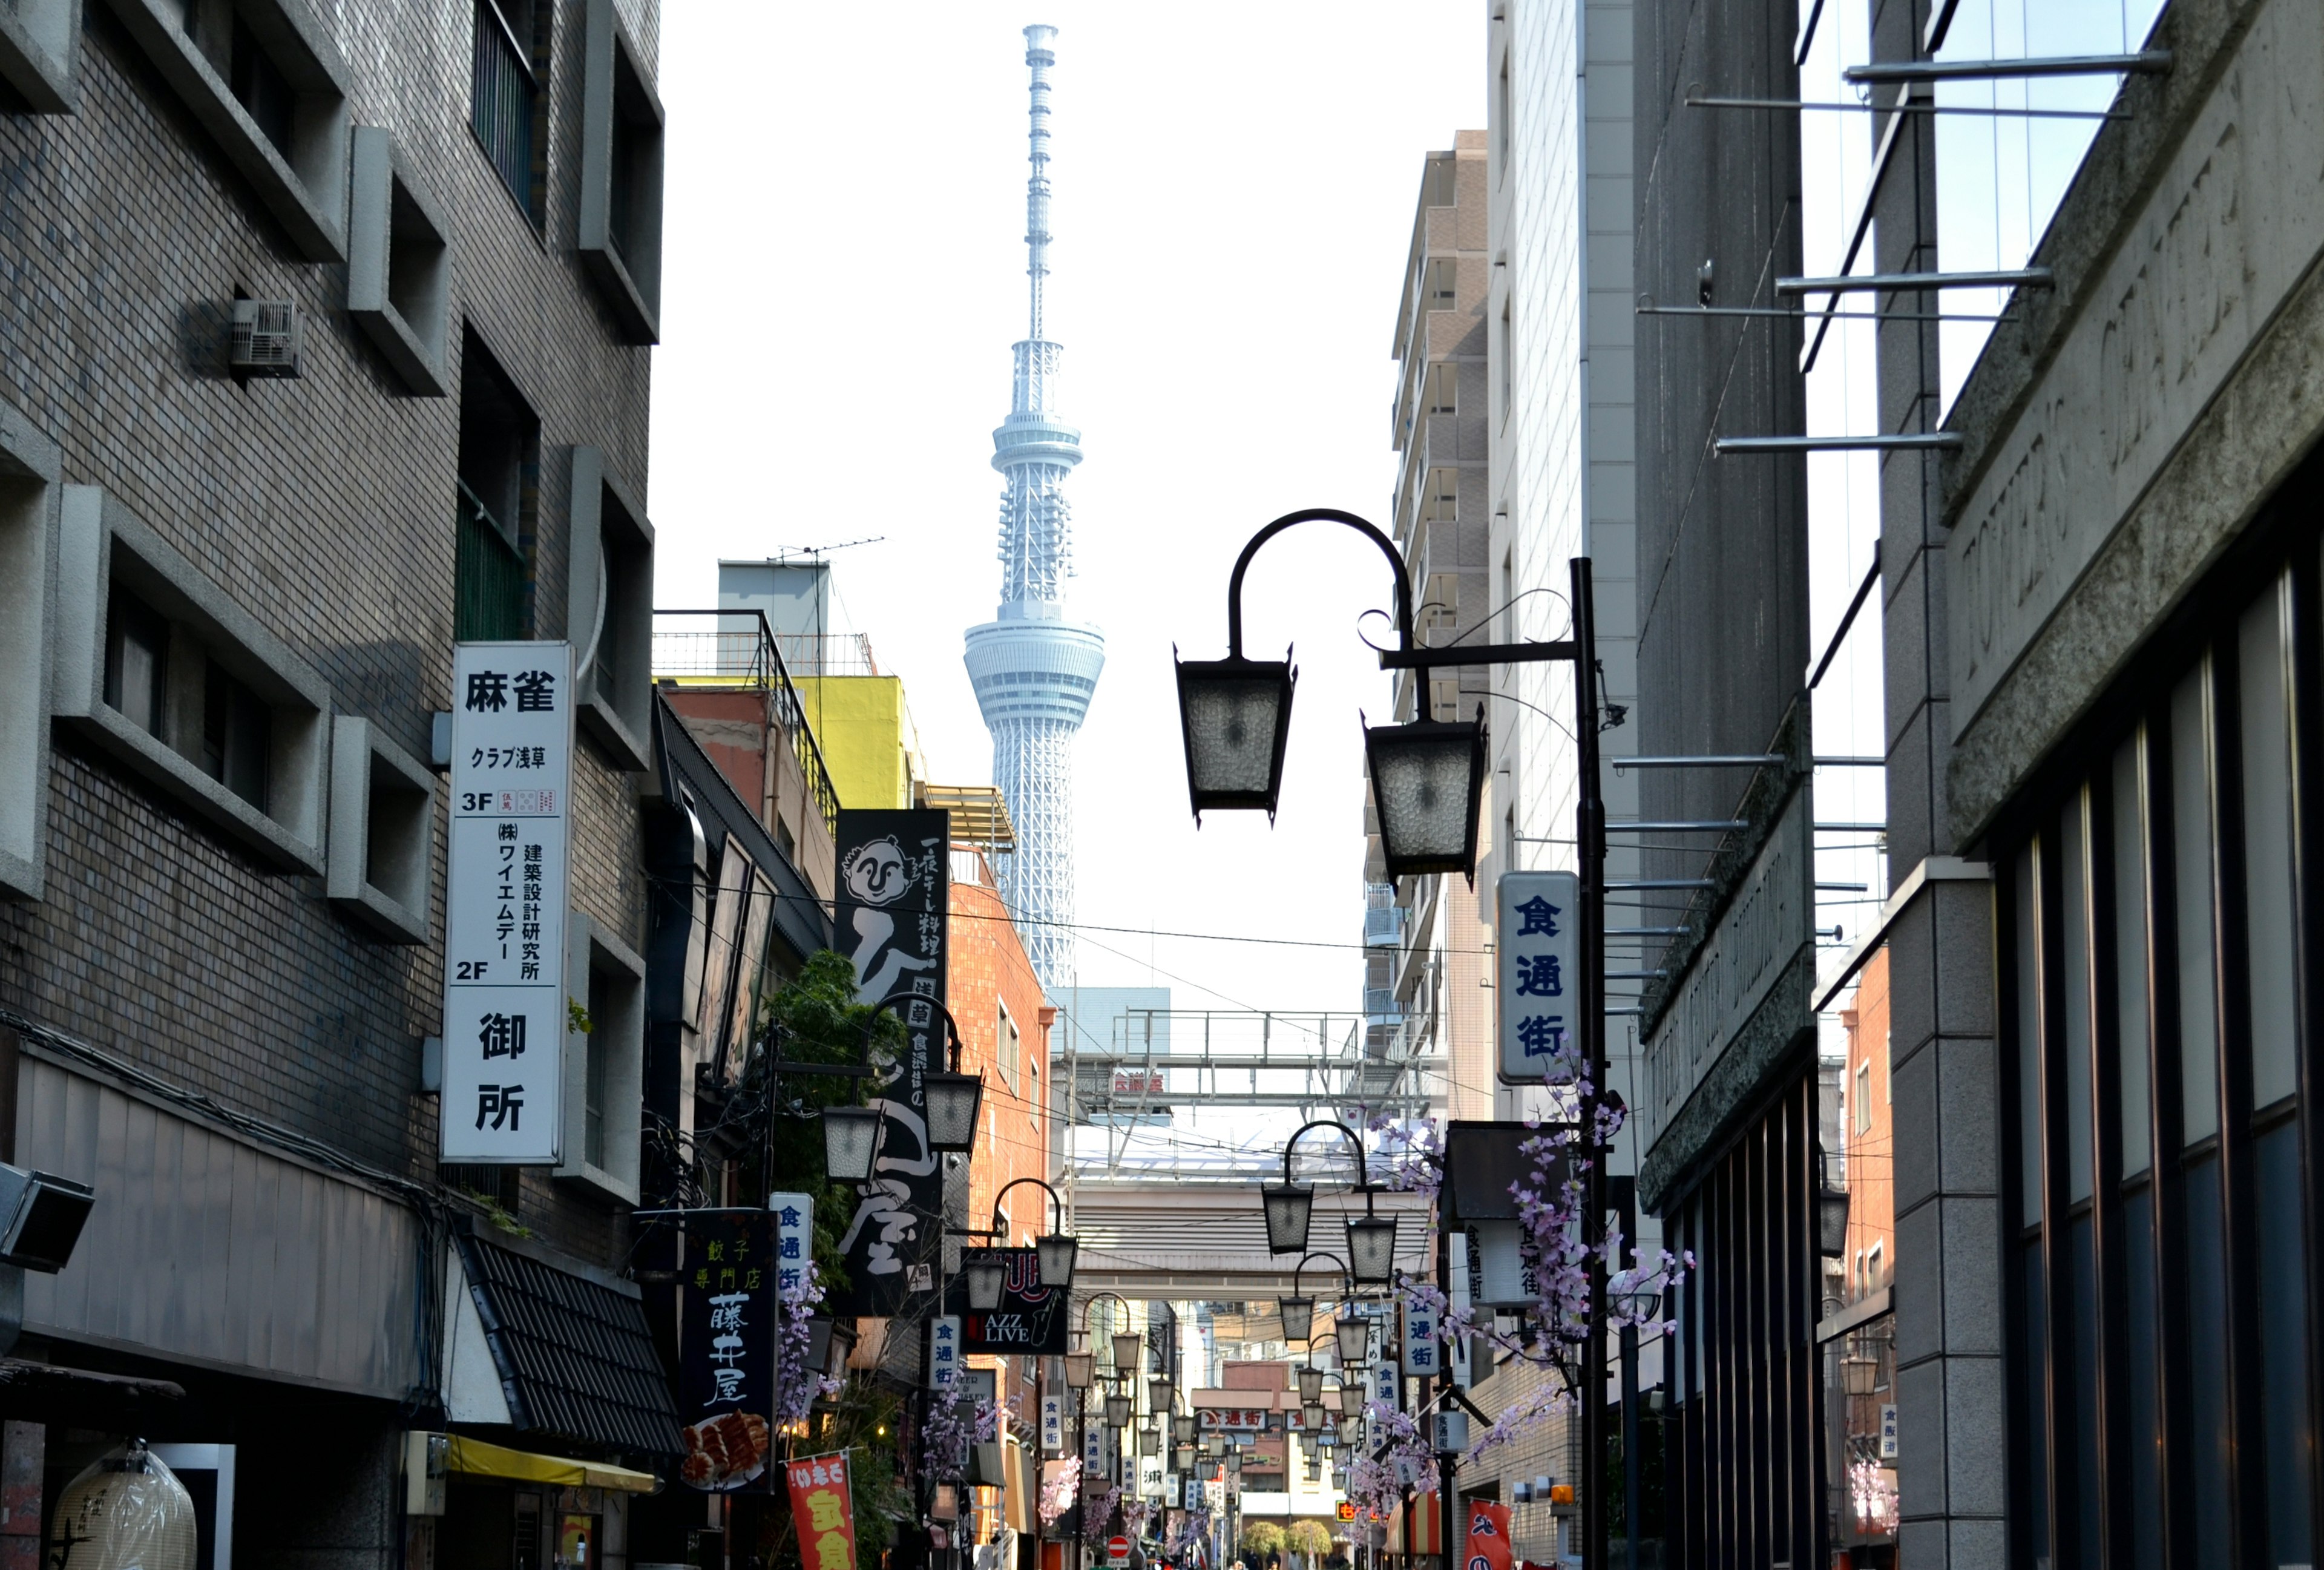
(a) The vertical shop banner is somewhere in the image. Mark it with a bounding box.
[1042,1393,1065,1454]
[1463,1500,1511,1570]
[832,809,951,1313]
[768,1192,815,1299]
[785,1452,860,1570]
[1497,871,1579,1083]
[1402,1296,1441,1378]
[680,1211,776,1492]
[949,1249,1069,1352]
[928,1316,963,1391]
[442,642,573,1162]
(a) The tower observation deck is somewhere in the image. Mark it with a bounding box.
[964,23,1103,988]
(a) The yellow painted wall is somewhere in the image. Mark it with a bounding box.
[798,675,921,810]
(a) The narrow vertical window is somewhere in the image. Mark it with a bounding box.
[2239,573,2311,1563]
[2011,841,2051,1556]
[2172,662,2221,1143]
[2112,730,2164,1570]
[2061,796,2101,1566]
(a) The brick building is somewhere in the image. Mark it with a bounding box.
[0,0,696,1565]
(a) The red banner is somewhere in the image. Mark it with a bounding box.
[1465,1500,1512,1570]
[786,1451,859,1570]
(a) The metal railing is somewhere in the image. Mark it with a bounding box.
[470,0,536,218]
[652,609,841,833]
[772,631,880,677]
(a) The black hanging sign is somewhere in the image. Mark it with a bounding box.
[831,808,951,1315]
[678,1210,776,1493]
[947,1248,1070,1353]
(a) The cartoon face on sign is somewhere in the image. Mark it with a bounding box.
[842,837,911,905]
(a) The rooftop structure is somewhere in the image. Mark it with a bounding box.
[963,23,1105,987]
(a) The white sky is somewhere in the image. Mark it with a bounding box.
[650,4,1486,1013]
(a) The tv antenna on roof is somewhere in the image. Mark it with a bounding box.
[774,536,885,559]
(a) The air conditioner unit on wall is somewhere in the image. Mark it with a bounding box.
[231,298,301,376]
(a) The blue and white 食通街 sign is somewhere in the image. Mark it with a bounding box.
[1497,870,1580,1082]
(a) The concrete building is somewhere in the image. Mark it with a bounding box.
[0,0,697,1563]
[1368,132,1494,1128]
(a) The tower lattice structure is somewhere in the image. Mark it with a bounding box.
[964,23,1104,989]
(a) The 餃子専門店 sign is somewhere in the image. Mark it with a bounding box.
[442,642,573,1163]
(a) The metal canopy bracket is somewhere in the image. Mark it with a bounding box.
[1776,268,2054,294]
[1715,433,1964,455]
[1843,50,2171,84]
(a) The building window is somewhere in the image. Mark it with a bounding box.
[347,129,452,396]
[1498,302,1513,419]
[1424,363,1457,417]
[567,447,655,772]
[0,400,61,901]
[559,913,646,1204]
[0,0,80,113]
[1425,257,1457,312]
[457,329,537,639]
[578,0,666,343]
[1423,468,1459,526]
[997,1000,1021,1098]
[327,717,435,944]
[1854,1062,1871,1134]
[55,487,332,874]
[111,0,353,261]
[1497,56,1511,169]
[471,0,545,225]
[2003,552,2320,1570]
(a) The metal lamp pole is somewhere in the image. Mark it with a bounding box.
[1572,559,1608,1570]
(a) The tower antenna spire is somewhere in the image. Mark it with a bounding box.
[963,24,1105,989]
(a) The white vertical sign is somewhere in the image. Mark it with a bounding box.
[442,642,574,1163]
[929,1316,962,1390]
[1880,1402,1899,1460]
[768,1192,814,1299]
[1369,1358,1400,1413]
[1498,870,1580,1082]
[1042,1393,1065,1453]
[1402,1297,1442,1378]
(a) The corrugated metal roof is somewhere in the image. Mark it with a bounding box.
[456,1232,683,1459]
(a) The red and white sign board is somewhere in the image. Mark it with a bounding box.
[1108,1537,1130,1564]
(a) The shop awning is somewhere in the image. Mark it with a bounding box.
[453,1227,685,1458]
[443,1435,661,1494]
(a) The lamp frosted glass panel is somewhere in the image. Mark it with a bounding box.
[2062,795,2093,1204]
[2238,577,2298,1109]
[1182,671,1287,797]
[2111,734,2151,1178]
[2015,841,2043,1227]
[1370,729,1474,862]
[2171,665,2220,1146]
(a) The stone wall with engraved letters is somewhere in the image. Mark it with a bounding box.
[1944,0,2324,837]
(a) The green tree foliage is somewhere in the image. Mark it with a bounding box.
[1241,1520,1286,1560]
[1287,1520,1334,1561]
[740,950,908,1287]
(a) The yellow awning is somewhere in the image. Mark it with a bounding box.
[442,1435,661,1494]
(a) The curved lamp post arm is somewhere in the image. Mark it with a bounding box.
[862,991,968,1071]
[1282,1118,1374,1198]
[992,1175,1067,1238]
[1290,1252,1349,1301]
[1224,508,1422,679]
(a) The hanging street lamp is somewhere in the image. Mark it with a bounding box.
[1265,1122,1399,1283]
[1281,1251,1347,1351]
[820,1105,884,1183]
[1297,1368,1324,1405]
[1064,1330,1094,1391]
[1338,1382,1366,1417]
[1334,1315,1371,1367]
[1173,1415,1196,1446]
[964,1253,1007,1313]
[1106,1391,1133,1430]
[1112,1330,1143,1376]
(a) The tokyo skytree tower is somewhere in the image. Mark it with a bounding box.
[963,23,1104,988]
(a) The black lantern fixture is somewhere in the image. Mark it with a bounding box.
[1065,1348,1094,1389]
[821,1106,884,1183]
[1279,1294,1313,1344]
[1173,508,1508,881]
[1176,1445,1196,1471]
[1173,1415,1196,1445]
[1149,1377,1173,1416]
[1346,1210,1399,1285]
[1334,1315,1371,1365]
[1112,1330,1143,1375]
[1138,1428,1160,1457]
[1174,652,1298,819]
[1363,711,1488,881]
[1817,1153,1850,1258]
[1297,1367,1324,1405]
[965,1253,1006,1313]
[1842,1354,1879,1397]
[1338,1382,1366,1417]
[1204,1436,1225,1459]
[1106,1391,1133,1429]
[1037,1230,1080,1289]
[1263,1183,1313,1255]
[1301,1402,1326,1430]
[849,992,983,1160]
